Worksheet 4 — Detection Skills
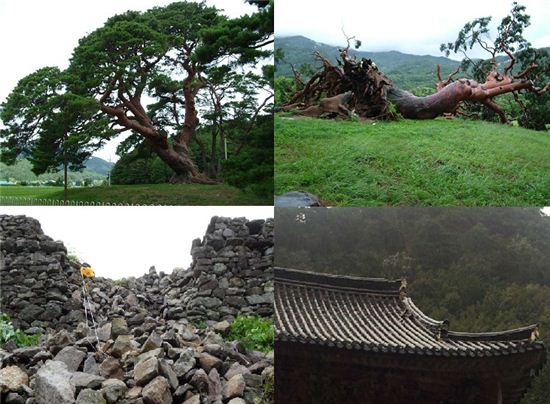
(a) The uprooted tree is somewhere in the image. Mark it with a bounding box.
[1,1,273,184]
[279,2,549,129]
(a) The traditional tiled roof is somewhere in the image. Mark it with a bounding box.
[274,267,546,357]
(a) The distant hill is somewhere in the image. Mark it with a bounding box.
[85,156,114,175]
[276,35,460,91]
[0,156,113,183]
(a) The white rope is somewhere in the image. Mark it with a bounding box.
[79,271,101,352]
[81,279,89,327]
[88,295,101,348]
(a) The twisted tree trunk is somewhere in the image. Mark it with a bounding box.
[99,69,216,184]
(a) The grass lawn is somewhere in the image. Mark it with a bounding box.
[0,183,271,205]
[275,115,550,206]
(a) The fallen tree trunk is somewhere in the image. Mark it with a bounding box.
[284,91,354,118]
[388,64,548,123]
[386,80,502,121]
[280,49,396,119]
[281,47,549,124]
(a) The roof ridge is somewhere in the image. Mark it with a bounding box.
[274,267,404,295]
[403,296,542,343]
[445,324,541,342]
[401,297,446,336]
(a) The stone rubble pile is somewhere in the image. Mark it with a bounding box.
[0,215,274,404]
[0,315,274,404]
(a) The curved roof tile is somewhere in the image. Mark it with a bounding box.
[275,267,546,357]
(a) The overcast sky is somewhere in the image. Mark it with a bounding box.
[1,206,273,279]
[0,0,260,162]
[276,0,550,59]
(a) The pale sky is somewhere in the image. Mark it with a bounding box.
[276,0,550,60]
[0,0,261,162]
[1,206,274,279]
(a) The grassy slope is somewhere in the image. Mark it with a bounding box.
[0,184,271,206]
[275,115,550,206]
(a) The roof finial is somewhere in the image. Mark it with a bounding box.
[399,279,408,300]
[530,326,540,342]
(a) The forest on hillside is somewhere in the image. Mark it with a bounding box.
[0,158,109,185]
[275,207,550,403]
[275,35,462,92]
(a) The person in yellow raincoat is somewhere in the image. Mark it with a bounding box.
[80,263,95,278]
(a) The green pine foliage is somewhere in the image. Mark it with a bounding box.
[222,115,274,198]
[227,315,274,353]
[0,67,114,175]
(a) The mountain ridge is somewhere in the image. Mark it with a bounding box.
[0,156,114,183]
[276,35,549,92]
[85,156,114,175]
[275,35,461,90]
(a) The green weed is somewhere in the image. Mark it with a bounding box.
[227,315,274,353]
[0,312,40,347]
[195,321,208,330]
[251,370,274,404]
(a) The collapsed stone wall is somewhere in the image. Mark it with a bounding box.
[0,214,274,404]
[0,215,84,331]
[173,216,274,322]
[0,214,274,333]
